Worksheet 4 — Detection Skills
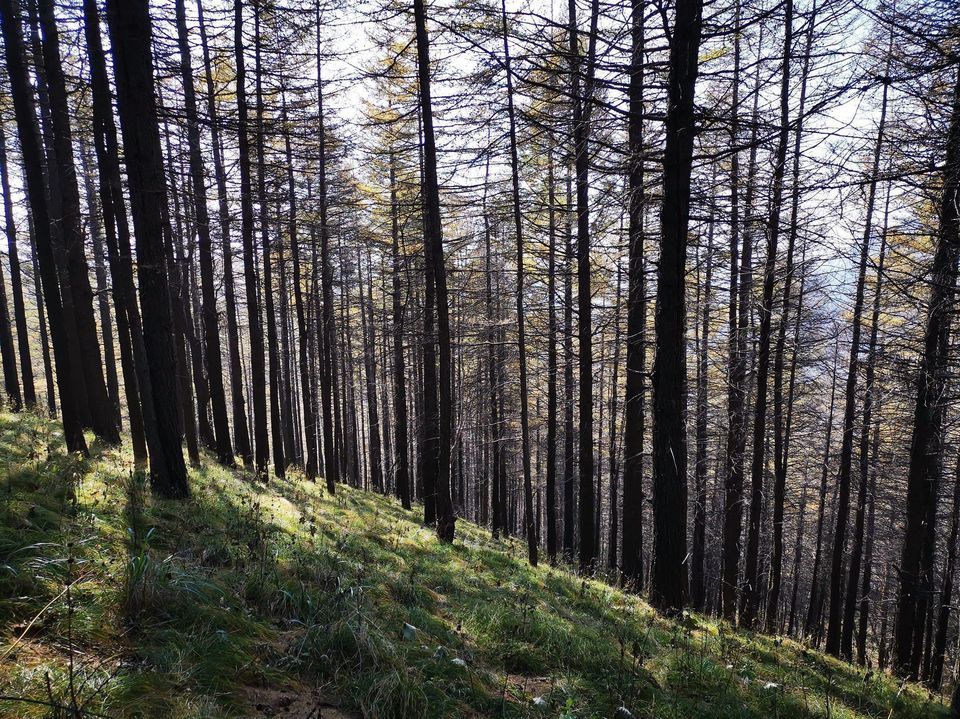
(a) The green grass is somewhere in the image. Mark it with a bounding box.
[0,410,948,718]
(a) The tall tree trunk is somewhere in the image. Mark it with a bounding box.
[79,138,118,424]
[501,0,536,565]
[37,0,119,445]
[413,0,454,541]
[0,0,85,452]
[827,71,890,658]
[721,0,751,621]
[80,0,154,467]
[766,0,813,633]
[562,169,575,558]
[361,250,384,492]
[546,147,559,561]
[608,264,623,573]
[805,335,839,635]
[569,0,600,573]
[104,0,189,497]
[651,0,702,614]
[931,454,960,689]
[0,121,33,408]
[843,179,891,661]
[28,214,54,416]
[282,100,318,480]
[254,3,285,478]
[175,0,233,464]
[235,0,269,478]
[741,0,792,628]
[198,0,251,464]
[622,0,646,589]
[692,207,714,610]
[391,148,410,508]
[894,61,960,679]
[314,11,338,494]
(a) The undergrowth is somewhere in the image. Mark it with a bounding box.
[0,411,948,718]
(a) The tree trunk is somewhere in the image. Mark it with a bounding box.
[766,0,813,633]
[104,0,189,497]
[413,0,454,542]
[894,60,960,679]
[38,0,119,445]
[198,0,251,464]
[235,0,269,478]
[0,0,85,453]
[651,0,702,615]
[827,71,890,658]
[0,121,33,408]
[692,206,714,610]
[175,0,233,464]
[390,148,410,508]
[501,0,536,564]
[569,0,600,573]
[546,147,559,561]
[81,0,156,469]
[741,0,792,628]
[622,0,645,589]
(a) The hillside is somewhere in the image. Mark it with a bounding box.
[0,412,947,719]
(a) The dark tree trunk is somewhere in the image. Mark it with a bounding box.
[0,122,33,408]
[390,149,410,509]
[235,0,269,478]
[413,0,454,542]
[843,161,891,660]
[827,72,890,658]
[104,0,189,497]
[314,15,338,494]
[650,0,702,614]
[562,169,575,559]
[692,208,714,610]
[741,0,792,628]
[805,337,839,636]
[38,0,119,445]
[931,454,960,689]
[254,4,285,479]
[175,0,233,464]
[721,0,751,621]
[81,0,155,468]
[282,100,318,481]
[546,148,559,561]
[787,487,807,635]
[78,139,118,424]
[767,2,813,633]
[198,0,250,464]
[501,0,536,564]
[622,0,645,589]
[894,61,960,679]
[0,0,85,453]
[608,264,623,573]
[28,214,54,416]
[361,250,384,492]
[569,0,600,573]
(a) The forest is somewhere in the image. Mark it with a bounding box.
[0,0,957,716]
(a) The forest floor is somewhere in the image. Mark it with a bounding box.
[0,411,948,719]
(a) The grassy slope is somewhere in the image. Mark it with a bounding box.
[0,411,948,719]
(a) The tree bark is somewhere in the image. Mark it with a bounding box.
[622,0,646,590]
[175,0,233,464]
[413,0,454,542]
[894,60,960,679]
[104,0,189,497]
[0,0,86,453]
[741,0,792,628]
[650,0,702,614]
